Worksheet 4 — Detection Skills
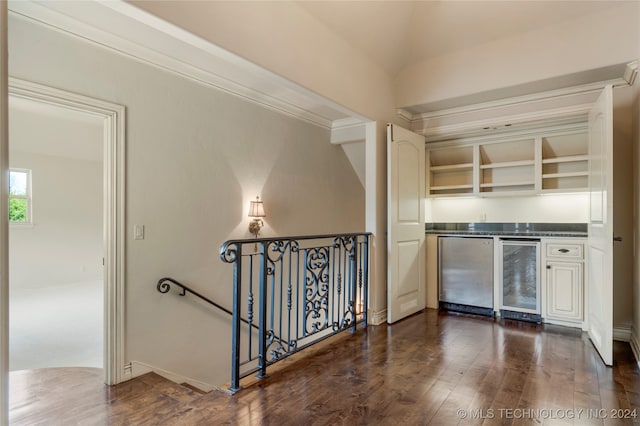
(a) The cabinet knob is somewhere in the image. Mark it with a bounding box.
[558,248,570,253]
[546,265,551,269]
[613,236,623,242]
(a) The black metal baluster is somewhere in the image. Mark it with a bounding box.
[247,253,254,360]
[302,248,308,337]
[349,237,357,333]
[331,243,336,329]
[363,235,369,327]
[230,243,242,392]
[287,247,292,352]
[257,242,268,379]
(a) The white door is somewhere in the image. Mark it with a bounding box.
[387,124,426,323]
[587,85,614,366]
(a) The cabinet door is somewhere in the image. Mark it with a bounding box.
[546,261,583,321]
[387,124,426,323]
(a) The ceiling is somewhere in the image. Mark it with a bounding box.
[8,0,635,127]
[296,1,621,78]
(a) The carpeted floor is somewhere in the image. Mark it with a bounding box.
[9,280,103,371]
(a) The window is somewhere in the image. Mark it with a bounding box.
[10,169,32,224]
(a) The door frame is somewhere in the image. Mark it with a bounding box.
[7,78,126,385]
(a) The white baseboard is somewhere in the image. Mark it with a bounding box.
[631,328,640,368]
[370,309,387,325]
[129,361,215,392]
[613,325,632,342]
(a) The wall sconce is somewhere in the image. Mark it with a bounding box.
[248,196,266,238]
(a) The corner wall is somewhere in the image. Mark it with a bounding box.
[633,66,640,359]
[8,14,364,386]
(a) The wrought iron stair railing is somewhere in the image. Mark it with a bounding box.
[220,232,370,392]
[157,232,371,393]
[157,277,259,333]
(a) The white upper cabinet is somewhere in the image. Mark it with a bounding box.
[426,126,588,197]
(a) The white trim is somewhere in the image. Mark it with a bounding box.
[8,78,127,386]
[613,326,632,342]
[395,109,412,123]
[0,4,9,425]
[129,361,215,393]
[8,1,369,130]
[630,328,640,368]
[419,103,593,141]
[404,78,628,123]
[542,317,583,330]
[330,118,366,145]
[623,61,638,85]
[370,309,387,326]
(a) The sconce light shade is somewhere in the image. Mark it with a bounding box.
[248,196,266,218]
[248,196,265,238]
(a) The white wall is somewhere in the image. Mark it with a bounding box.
[8,13,364,386]
[426,193,589,224]
[9,151,103,289]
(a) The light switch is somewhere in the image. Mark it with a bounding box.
[134,225,145,240]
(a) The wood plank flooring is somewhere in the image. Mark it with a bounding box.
[10,310,640,425]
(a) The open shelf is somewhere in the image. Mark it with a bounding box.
[542,172,589,179]
[480,160,535,169]
[541,132,588,192]
[480,181,536,188]
[430,163,473,172]
[428,145,474,195]
[542,154,589,164]
[426,128,590,197]
[479,139,535,192]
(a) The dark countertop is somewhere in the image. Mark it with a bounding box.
[425,223,587,238]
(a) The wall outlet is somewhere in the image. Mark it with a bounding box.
[134,224,145,240]
[479,213,487,222]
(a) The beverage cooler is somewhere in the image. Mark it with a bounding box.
[499,238,541,323]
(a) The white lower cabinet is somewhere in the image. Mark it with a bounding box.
[542,239,585,326]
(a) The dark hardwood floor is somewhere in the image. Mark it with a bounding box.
[10,310,640,425]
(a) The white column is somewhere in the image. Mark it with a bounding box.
[0,1,10,425]
[365,120,388,324]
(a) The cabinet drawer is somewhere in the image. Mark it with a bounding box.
[546,243,583,259]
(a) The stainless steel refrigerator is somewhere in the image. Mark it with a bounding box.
[439,236,494,316]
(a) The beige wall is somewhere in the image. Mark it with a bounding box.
[396,2,640,109]
[129,1,397,124]
[613,86,635,331]
[9,14,364,386]
[634,69,640,348]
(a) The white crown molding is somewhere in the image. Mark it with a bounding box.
[331,117,366,145]
[624,60,638,86]
[395,108,412,123]
[405,77,628,124]
[8,0,368,130]
[417,103,593,141]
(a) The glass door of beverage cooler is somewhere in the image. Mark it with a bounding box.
[500,239,541,320]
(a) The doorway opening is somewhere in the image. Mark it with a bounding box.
[7,78,126,385]
[9,96,104,371]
